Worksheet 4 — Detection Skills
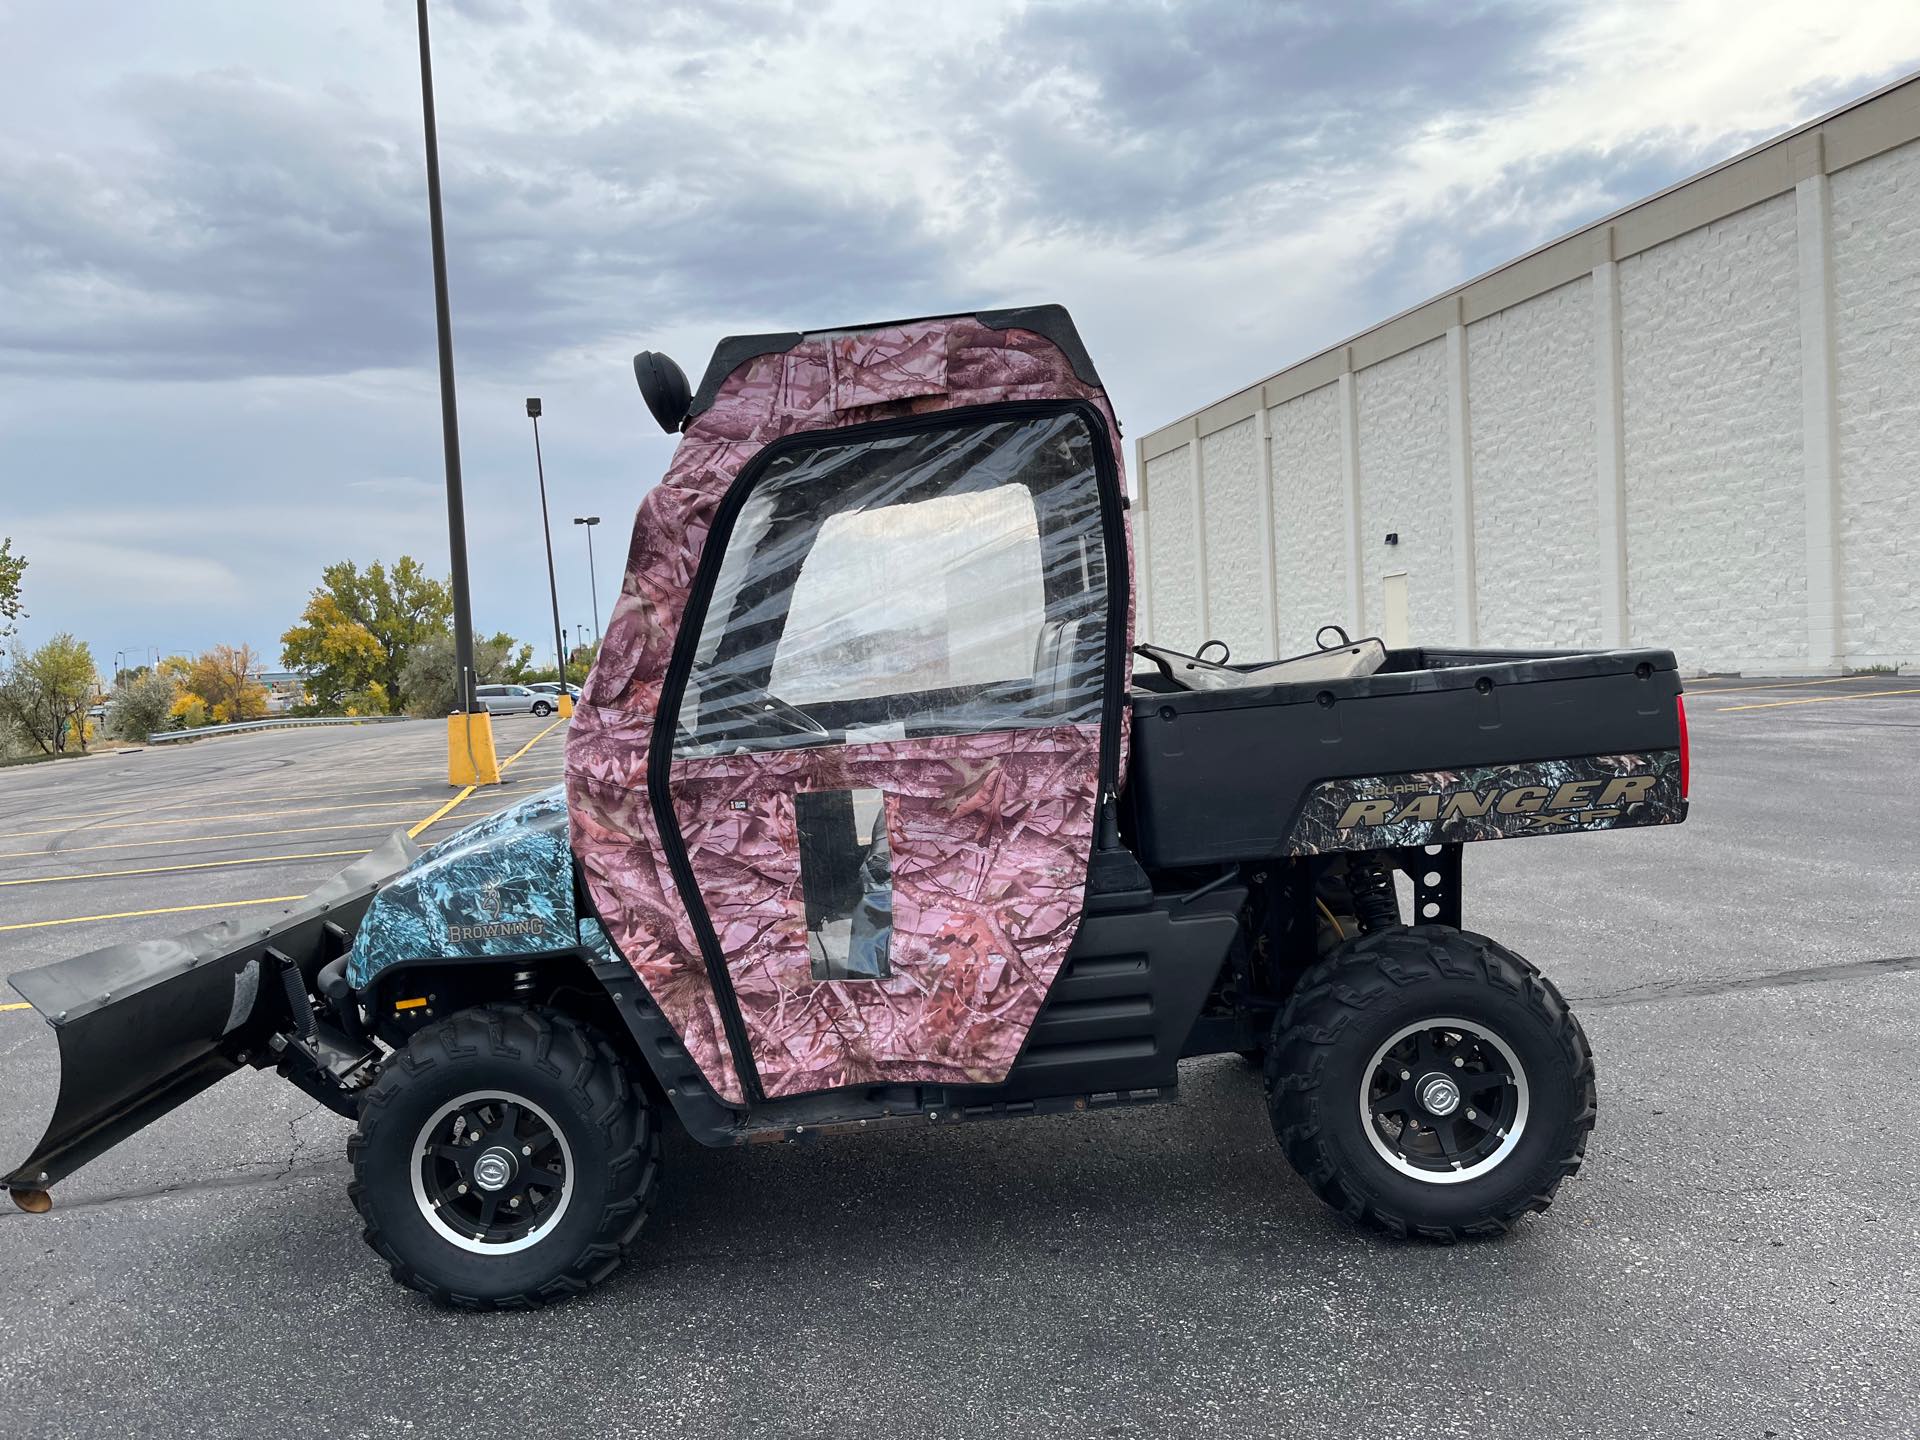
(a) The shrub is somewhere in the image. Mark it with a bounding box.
[108,668,178,740]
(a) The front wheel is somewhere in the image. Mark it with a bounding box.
[1265,926,1594,1241]
[532,700,554,716]
[348,1005,660,1308]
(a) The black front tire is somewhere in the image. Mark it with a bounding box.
[1266,925,1594,1241]
[349,1005,660,1309]
[532,701,554,716]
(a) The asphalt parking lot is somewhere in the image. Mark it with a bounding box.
[1,682,1916,1439]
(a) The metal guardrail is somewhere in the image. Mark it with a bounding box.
[146,715,415,744]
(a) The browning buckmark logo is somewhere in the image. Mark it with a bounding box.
[447,881,545,944]
[1287,751,1686,855]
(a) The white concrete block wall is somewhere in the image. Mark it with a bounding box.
[1619,194,1807,670]
[1135,96,1920,677]
[1832,142,1920,668]
[1142,444,1203,648]
[1267,384,1350,651]
[1356,338,1456,645]
[1467,279,1602,648]
[1198,418,1270,657]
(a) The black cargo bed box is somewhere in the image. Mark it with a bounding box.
[1124,646,1684,867]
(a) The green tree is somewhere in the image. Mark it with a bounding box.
[0,634,98,756]
[399,631,528,718]
[0,538,24,640]
[183,644,270,724]
[567,638,600,687]
[485,631,535,683]
[281,557,451,713]
[107,667,178,740]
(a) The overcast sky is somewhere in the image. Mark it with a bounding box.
[3,0,1916,670]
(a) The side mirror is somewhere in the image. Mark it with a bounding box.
[632,351,692,433]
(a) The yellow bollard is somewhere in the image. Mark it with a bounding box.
[557,692,575,718]
[446,708,502,786]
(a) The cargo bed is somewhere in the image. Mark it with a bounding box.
[1124,645,1688,867]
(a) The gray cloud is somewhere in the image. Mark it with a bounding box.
[968,0,1562,246]
[0,58,955,383]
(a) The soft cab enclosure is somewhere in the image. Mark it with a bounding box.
[565,307,1135,1107]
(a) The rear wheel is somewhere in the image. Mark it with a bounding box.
[349,1004,660,1308]
[1265,925,1594,1240]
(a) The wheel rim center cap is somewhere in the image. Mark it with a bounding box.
[472,1146,518,1192]
[1417,1074,1462,1116]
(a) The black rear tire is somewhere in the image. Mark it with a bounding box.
[1265,925,1594,1241]
[349,1004,660,1309]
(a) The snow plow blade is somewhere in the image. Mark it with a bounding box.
[4,831,419,1210]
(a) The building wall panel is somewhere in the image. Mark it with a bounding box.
[1467,279,1601,648]
[1618,193,1805,668]
[1355,338,1455,645]
[1832,140,1920,667]
[1198,418,1269,657]
[1142,444,1202,648]
[1267,383,1348,652]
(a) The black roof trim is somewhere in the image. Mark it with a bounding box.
[687,331,803,420]
[974,305,1102,390]
[683,303,1101,419]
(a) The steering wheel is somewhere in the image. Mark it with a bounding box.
[696,672,830,743]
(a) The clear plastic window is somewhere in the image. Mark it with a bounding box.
[675,411,1108,755]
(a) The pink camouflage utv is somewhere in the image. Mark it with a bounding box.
[7,305,1690,1307]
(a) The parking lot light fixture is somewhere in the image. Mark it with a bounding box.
[573,516,602,643]
[526,398,571,718]
[414,0,498,787]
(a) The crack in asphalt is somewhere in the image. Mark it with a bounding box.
[1572,954,1920,1008]
[0,1158,349,1221]
[6,954,1916,1222]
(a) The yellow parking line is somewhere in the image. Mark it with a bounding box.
[1690,675,1894,697]
[405,714,565,838]
[1,763,561,831]
[0,717,567,957]
[503,716,565,769]
[409,787,474,839]
[0,810,482,860]
[0,796,441,842]
[0,1002,31,1012]
[144,779,474,816]
[1719,686,1920,713]
[0,895,307,934]
[0,848,371,889]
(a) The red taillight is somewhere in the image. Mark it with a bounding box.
[1677,694,1690,799]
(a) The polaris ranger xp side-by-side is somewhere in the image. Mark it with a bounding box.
[5,307,1690,1307]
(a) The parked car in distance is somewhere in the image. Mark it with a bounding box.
[525,682,580,700]
[476,683,554,716]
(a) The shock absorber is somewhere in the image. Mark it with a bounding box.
[1346,853,1401,933]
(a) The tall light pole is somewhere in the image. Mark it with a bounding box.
[573,515,602,643]
[414,0,497,784]
[525,398,570,714]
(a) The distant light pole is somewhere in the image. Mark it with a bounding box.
[525,398,569,699]
[573,516,602,643]
[414,0,497,784]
